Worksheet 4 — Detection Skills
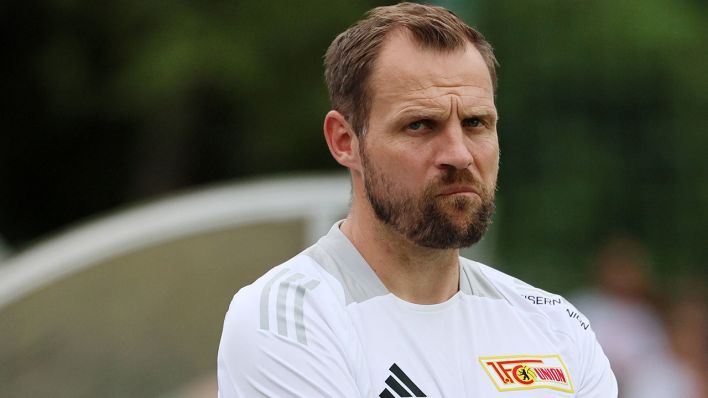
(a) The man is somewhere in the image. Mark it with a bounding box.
[218,3,617,397]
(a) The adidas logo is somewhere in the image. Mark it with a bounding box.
[259,268,320,345]
[379,363,426,398]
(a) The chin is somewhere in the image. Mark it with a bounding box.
[440,198,478,215]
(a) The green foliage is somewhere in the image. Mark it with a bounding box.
[473,0,708,291]
[2,0,706,289]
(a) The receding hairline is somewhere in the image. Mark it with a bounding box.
[323,3,498,136]
[369,28,494,86]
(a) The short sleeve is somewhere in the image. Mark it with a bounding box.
[217,267,365,398]
[567,302,618,398]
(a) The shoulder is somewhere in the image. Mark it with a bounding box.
[218,253,367,396]
[469,260,593,336]
[223,253,349,339]
[465,259,618,396]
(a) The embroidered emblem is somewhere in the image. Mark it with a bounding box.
[479,354,574,393]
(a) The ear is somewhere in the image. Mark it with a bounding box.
[323,110,361,171]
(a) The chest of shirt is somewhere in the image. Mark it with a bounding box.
[346,294,577,397]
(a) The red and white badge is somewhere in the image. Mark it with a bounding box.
[479,354,574,393]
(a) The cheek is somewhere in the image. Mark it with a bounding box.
[475,138,500,176]
[387,152,428,184]
[371,149,432,195]
[370,137,429,170]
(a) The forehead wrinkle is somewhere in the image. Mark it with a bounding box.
[372,59,486,91]
[381,86,492,104]
[379,80,494,106]
[378,59,492,89]
[383,78,490,95]
[389,91,496,117]
[393,103,448,120]
[407,80,486,91]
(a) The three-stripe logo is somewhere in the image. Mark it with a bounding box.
[379,363,427,398]
[259,268,320,345]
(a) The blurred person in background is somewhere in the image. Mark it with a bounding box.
[572,235,701,398]
[217,3,616,397]
[667,283,708,398]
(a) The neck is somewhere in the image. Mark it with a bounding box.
[341,202,460,305]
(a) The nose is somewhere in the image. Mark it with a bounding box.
[435,122,473,171]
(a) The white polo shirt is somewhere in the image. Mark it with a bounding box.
[218,223,617,397]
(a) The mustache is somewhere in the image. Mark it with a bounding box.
[427,168,497,198]
[437,168,479,186]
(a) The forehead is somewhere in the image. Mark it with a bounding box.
[368,30,495,112]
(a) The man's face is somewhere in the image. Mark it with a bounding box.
[359,31,499,249]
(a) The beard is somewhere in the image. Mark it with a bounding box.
[362,151,496,250]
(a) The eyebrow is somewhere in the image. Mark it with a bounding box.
[463,107,498,120]
[394,107,447,120]
[394,106,498,122]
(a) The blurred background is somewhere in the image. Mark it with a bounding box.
[1,0,706,397]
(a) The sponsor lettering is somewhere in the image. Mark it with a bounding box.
[566,308,590,330]
[521,294,562,306]
[479,354,574,393]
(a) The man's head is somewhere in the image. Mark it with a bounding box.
[324,3,499,249]
[324,2,497,137]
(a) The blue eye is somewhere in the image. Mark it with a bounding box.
[409,121,424,130]
[463,118,482,128]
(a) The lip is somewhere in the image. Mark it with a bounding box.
[437,185,479,196]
